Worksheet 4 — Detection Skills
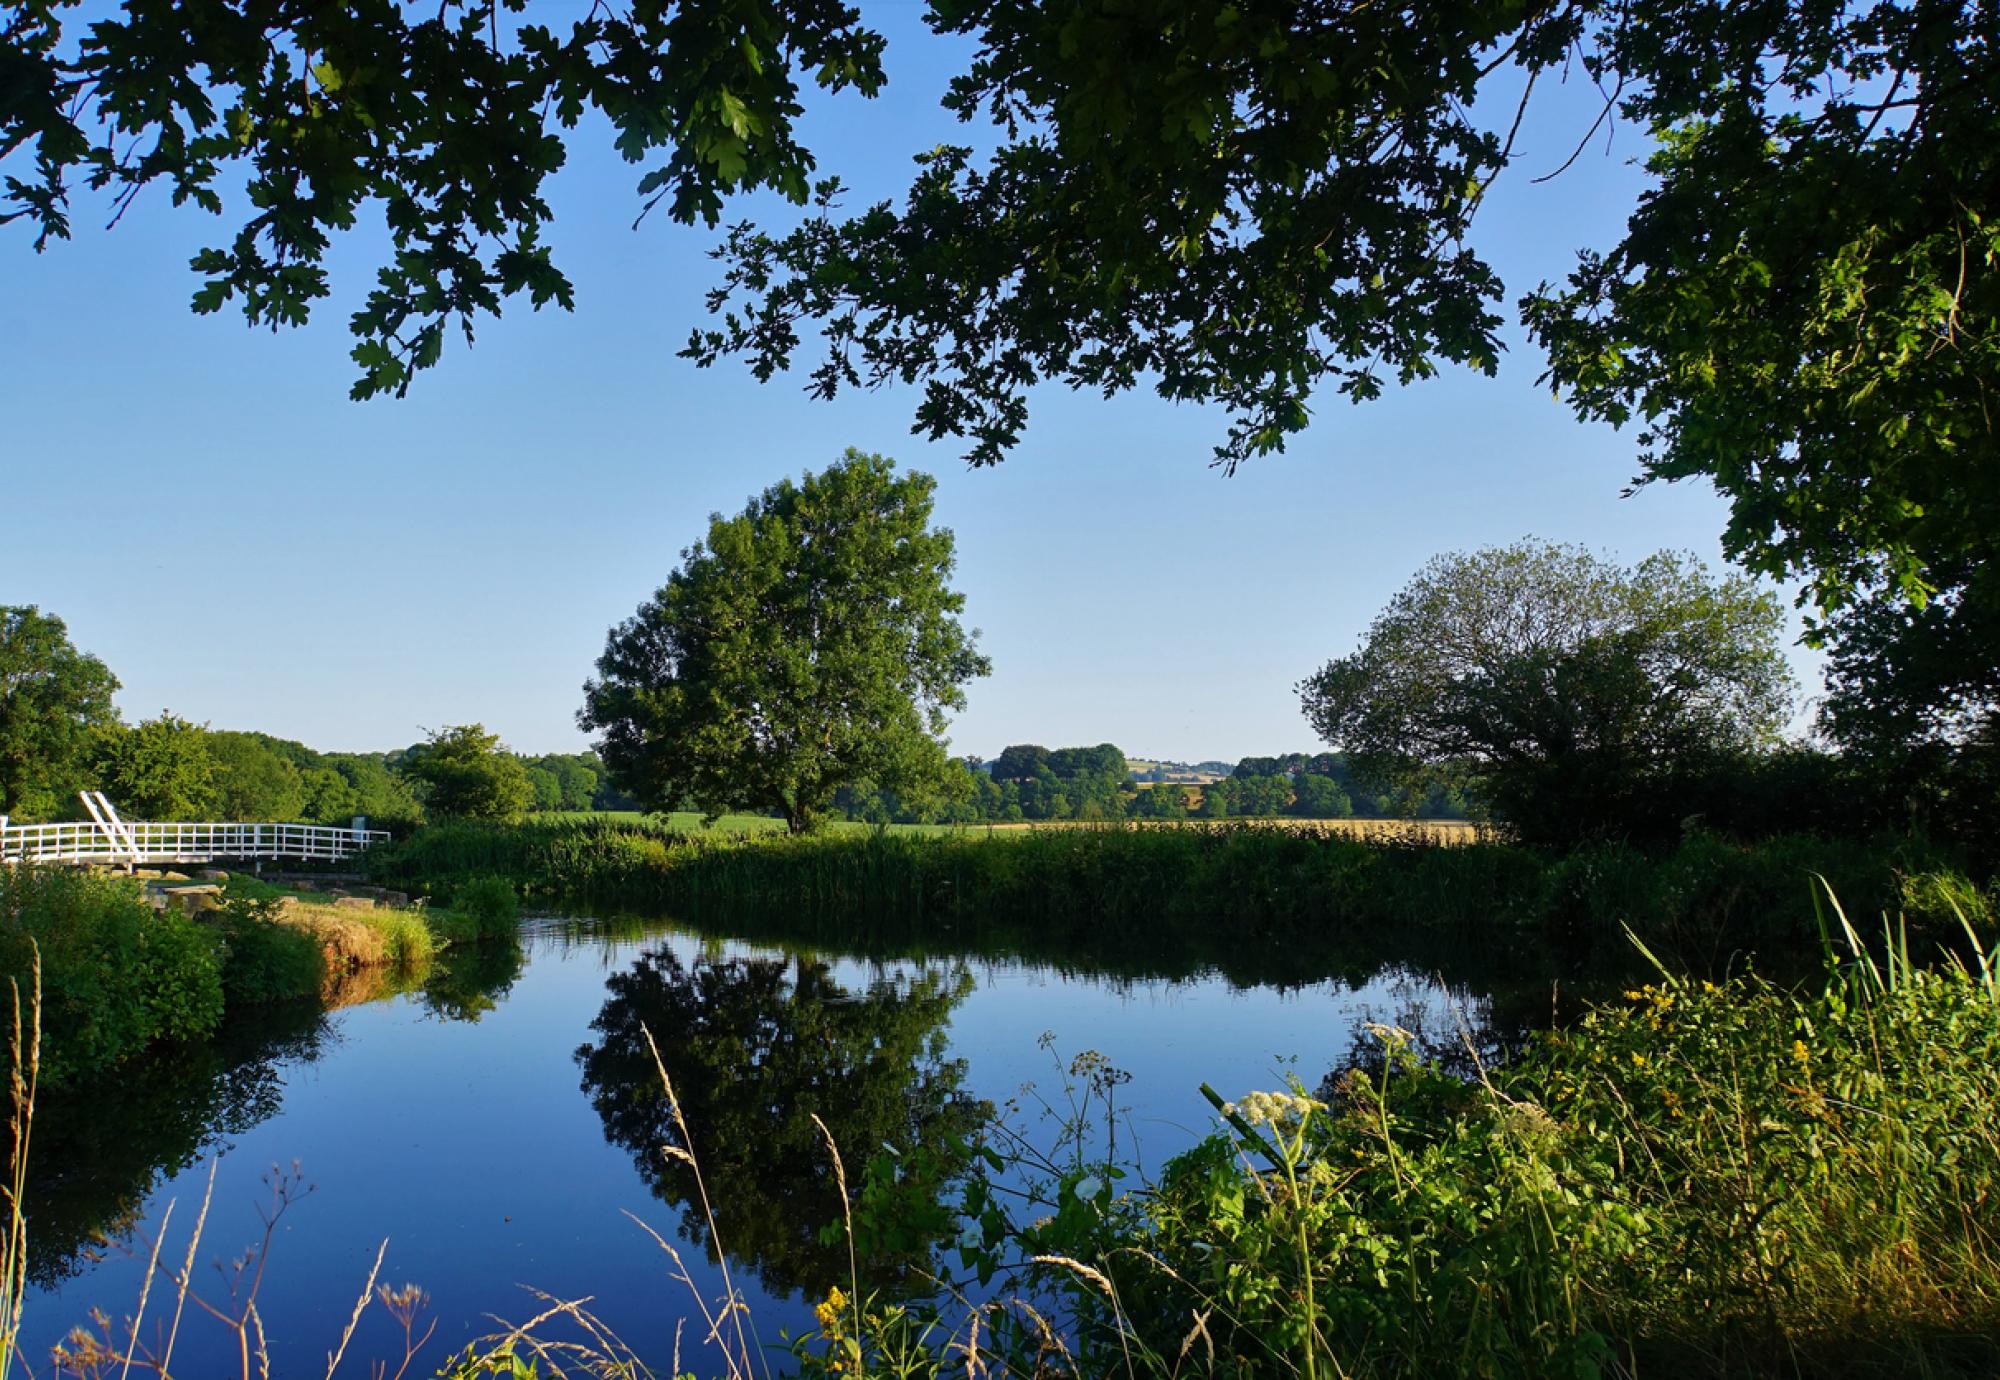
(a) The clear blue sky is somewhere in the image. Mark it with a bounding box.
[0,7,1823,763]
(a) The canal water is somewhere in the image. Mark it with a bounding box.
[24,916,1504,1376]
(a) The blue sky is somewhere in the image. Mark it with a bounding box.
[0,7,1823,762]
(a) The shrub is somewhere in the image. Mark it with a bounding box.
[1901,868,1995,934]
[447,876,520,943]
[367,906,438,969]
[0,866,223,1085]
[206,896,325,1005]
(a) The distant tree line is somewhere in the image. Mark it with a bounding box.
[829,744,1465,827]
[0,606,635,830]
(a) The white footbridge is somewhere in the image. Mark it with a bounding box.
[0,793,389,868]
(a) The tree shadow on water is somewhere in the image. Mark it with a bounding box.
[575,946,991,1298]
[22,1002,331,1290]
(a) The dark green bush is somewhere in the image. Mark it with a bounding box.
[206,896,325,1004]
[446,875,521,942]
[0,866,224,1085]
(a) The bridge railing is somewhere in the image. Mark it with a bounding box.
[0,818,391,866]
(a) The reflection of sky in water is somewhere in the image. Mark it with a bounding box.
[25,920,1482,1378]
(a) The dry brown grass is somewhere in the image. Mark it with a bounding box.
[275,897,393,969]
[266,897,437,988]
[977,818,1491,845]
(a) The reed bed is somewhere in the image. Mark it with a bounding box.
[366,818,1986,970]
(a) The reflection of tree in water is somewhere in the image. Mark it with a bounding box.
[23,1003,329,1288]
[576,947,989,1296]
[421,937,528,1023]
[25,937,529,1289]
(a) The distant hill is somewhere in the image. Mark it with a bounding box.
[1126,757,1233,784]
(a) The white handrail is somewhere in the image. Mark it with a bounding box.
[0,811,391,867]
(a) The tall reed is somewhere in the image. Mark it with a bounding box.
[1,951,38,1379]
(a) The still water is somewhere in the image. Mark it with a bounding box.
[25,916,1503,1376]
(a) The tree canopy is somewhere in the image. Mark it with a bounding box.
[579,450,989,833]
[0,606,120,819]
[206,730,309,821]
[93,712,219,820]
[397,723,534,822]
[11,3,1988,588]
[1299,541,1795,843]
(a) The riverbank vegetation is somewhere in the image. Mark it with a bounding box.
[0,864,520,1086]
[365,816,1993,977]
[761,922,2000,1379]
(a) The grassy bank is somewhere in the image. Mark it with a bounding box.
[0,865,521,1086]
[767,925,2000,1379]
[366,817,1990,976]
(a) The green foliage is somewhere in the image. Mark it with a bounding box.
[1522,1,1999,635]
[211,892,324,1000]
[365,817,1973,988]
[3,0,888,399]
[92,712,219,819]
[206,730,308,821]
[1301,541,1796,845]
[520,753,602,813]
[0,606,120,820]
[8,0,1990,754]
[955,743,1132,823]
[206,895,325,1005]
[1084,965,2000,1377]
[1127,783,1189,820]
[0,867,223,1086]
[367,906,439,970]
[446,876,521,943]
[580,451,991,834]
[398,724,534,823]
[1289,773,1352,820]
[778,959,2000,1379]
[318,753,426,829]
[1815,581,2000,847]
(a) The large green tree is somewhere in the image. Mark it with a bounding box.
[0,606,120,820]
[579,450,990,834]
[94,712,219,819]
[397,723,534,822]
[1299,541,1795,844]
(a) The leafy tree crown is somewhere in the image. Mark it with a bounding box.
[579,449,990,833]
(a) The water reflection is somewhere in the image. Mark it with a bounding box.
[24,938,529,1288]
[575,947,991,1295]
[24,1002,330,1288]
[419,936,528,1022]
